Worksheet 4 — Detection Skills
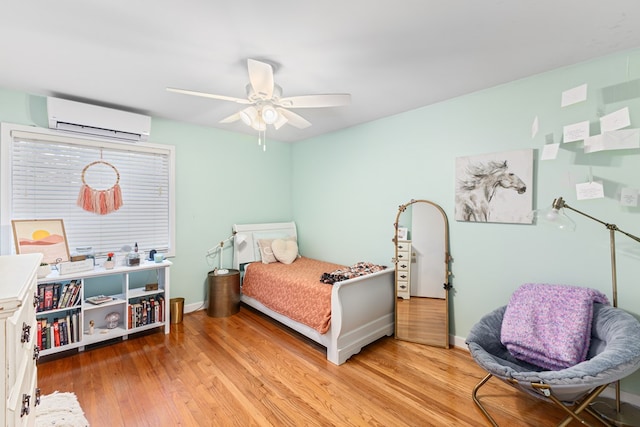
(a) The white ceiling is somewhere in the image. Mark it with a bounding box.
[2,1,640,142]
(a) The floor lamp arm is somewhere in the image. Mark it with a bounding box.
[553,197,640,423]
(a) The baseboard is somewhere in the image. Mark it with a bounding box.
[184,301,205,314]
[451,334,467,351]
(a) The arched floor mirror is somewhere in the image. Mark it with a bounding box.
[393,199,452,347]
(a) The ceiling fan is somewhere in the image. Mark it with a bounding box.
[166,59,351,133]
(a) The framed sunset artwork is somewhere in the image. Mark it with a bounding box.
[12,219,70,264]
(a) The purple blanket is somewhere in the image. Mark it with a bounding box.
[500,283,609,370]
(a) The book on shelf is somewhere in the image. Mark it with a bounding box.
[44,284,54,311]
[65,314,72,344]
[52,284,60,310]
[86,294,113,305]
[71,311,79,343]
[53,319,60,347]
[141,300,148,325]
[42,322,48,349]
[58,318,67,346]
[37,320,42,350]
[59,283,68,306]
[149,298,156,324]
[38,285,45,312]
[69,280,82,307]
[59,280,74,307]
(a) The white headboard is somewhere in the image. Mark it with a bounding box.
[232,222,297,270]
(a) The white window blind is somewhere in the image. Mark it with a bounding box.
[2,125,175,259]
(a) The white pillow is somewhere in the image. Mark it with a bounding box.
[271,239,298,264]
[257,238,278,264]
[253,231,294,261]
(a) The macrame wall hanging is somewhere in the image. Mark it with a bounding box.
[77,160,123,215]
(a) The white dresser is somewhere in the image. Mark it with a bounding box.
[1,253,41,427]
[395,240,411,299]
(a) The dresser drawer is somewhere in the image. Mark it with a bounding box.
[397,241,411,252]
[397,278,410,292]
[396,250,410,262]
[7,294,37,391]
[6,351,37,426]
[396,258,410,273]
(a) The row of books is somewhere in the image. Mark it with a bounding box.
[37,310,80,350]
[129,296,165,328]
[37,279,82,312]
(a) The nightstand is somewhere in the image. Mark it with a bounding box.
[206,269,240,317]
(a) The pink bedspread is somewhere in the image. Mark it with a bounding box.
[242,257,346,334]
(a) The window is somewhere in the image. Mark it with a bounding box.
[1,123,175,259]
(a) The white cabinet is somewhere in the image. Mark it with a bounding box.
[1,253,42,427]
[36,260,171,356]
[395,240,411,299]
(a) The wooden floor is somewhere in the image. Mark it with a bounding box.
[37,305,601,426]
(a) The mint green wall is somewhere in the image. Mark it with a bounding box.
[292,50,640,393]
[0,89,293,308]
[3,48,640,394]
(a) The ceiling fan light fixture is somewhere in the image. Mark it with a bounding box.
[239,106,258,126]
[261,104,278,124]
[273,111,288,130]
[251,119,266,131]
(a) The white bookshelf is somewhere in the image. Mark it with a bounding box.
[36,260,171,356]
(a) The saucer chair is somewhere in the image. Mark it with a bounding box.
[466,303,640,426]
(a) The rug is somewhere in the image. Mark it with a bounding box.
[35,391,89,427]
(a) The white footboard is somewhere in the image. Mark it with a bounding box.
[326,267,395,364]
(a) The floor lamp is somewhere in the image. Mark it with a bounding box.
[544,196,640,426]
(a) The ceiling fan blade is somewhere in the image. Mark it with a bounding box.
[278,108,311,129]
[247,59,274,100]
[166,87,251,104]
[278,93,351,108]
[219,112,241,124]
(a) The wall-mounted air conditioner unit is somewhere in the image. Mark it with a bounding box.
[47,97,151,142]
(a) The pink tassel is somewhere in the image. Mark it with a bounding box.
[113,184,123,210]
[77,184,86,207]
[105,188,114,214]
[82,185,93,212]
[99,191,107,215]
[92,189,99,213]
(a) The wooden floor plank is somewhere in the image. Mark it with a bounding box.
[37,305,601,426]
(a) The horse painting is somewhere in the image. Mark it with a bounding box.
[455,159,527,222]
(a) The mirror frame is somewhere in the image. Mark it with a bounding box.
[393,199,452,347]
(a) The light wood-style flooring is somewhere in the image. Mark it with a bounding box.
[37,305,600,426]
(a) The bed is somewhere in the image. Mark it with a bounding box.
[232,222,395,365]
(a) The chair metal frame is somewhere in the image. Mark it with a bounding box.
[472,373,612,426]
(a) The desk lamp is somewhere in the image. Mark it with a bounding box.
[206,231,247,274]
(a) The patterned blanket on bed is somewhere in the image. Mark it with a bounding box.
[320,262,387,284]
[242,257,345,334]
[500,283,609,370]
